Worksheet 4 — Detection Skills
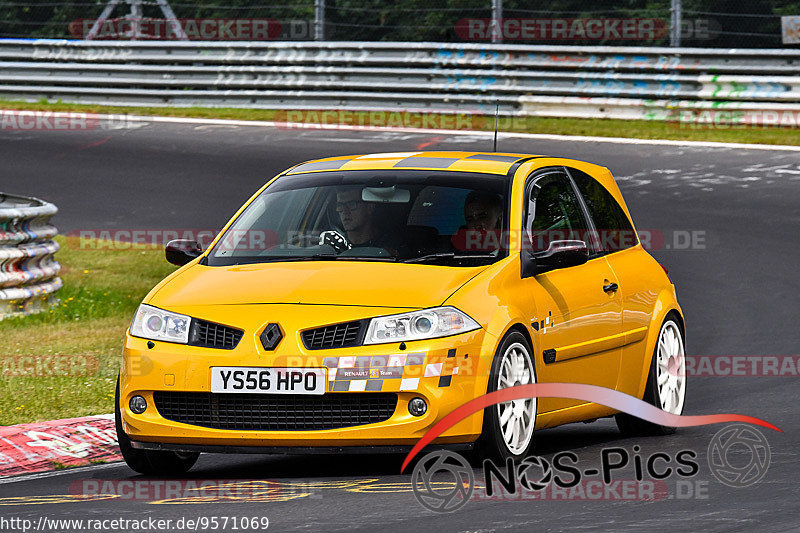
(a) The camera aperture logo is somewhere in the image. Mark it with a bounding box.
[411,451,474,512]
[516,456,552,491]
[708,424,770,488]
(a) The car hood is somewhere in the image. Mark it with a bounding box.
[148,261,488,309]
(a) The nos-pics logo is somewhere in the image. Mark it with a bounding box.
[411,424,771,513]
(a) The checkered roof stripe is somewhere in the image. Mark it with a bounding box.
[286,152,530,175]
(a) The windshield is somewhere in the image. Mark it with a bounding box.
[207,170,510,266]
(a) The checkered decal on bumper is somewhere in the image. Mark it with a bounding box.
[322,348,462,392]
[323,353,425,392]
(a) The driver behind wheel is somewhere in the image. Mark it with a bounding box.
[329,187,401,254]
[336,188,378,247]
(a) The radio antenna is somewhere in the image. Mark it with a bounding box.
[492,100,499,152]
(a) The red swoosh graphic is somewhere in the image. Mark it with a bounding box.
[401,383,781,473]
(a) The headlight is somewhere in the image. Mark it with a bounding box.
[130,304,190,344]
[363,306,480,345]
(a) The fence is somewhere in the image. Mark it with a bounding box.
[0,192,61,319]
[0,40,799,125]
[0,1,797,48]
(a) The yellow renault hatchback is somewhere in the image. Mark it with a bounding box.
[117,151,686,474]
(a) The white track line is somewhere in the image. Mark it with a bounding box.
[130,114,800,152]
[5,110,799,152]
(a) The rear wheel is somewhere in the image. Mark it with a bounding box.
[478,331,537,462]
[115,377,199,475]
[617,314,686,436]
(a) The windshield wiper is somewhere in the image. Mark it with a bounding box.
[335,256,397,262]
[232,254,338,264]
[235,254,397,264]
[402,252,498,263]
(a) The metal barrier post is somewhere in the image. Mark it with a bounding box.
[315,0,325,41]
[671,0,683,47]
[491,0,503,44]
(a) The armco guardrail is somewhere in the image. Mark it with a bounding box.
[0,40,799,123]
[0,193,61,319]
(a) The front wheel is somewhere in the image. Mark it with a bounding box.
[617,314,687,436]
[115,377,199,475]
[478,331,537,462]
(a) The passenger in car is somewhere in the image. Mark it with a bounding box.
[460,190,503,252]
[464,190,503,232]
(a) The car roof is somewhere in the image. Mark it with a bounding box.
[285,151,535,176]
[282,151,618,197]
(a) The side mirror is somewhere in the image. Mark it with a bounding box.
[165,239,202,266]
[521,240,589,278]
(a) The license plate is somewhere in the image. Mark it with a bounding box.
[210,367,326,395]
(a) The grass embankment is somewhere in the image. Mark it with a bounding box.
[1,98,798,146]
[0,236,175,425]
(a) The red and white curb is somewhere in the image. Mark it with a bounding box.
[0,414,121,477]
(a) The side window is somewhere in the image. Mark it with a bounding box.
[524,173,589,254]
[569,169,637,253]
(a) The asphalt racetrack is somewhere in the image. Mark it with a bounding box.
[1,120,799,532]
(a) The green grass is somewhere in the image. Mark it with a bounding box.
[0,236,176,426]
[1,98,798,146]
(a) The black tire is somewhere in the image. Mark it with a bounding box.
[115,377,199,475]
[616,313,686,436]
[477,330,537,463]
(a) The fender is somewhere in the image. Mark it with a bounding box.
[633,286,685,401]
[443,255,542,435]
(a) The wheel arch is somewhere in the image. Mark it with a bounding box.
[505,322,536,354]
[634,290,685,400]
[474,320,539,459]
[468,317,538,429]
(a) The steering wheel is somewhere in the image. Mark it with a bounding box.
[319,230,351,253]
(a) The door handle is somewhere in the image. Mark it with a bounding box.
[603,282,619,293]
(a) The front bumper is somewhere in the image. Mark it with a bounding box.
[121,309,496,449]
[130,441,475,455]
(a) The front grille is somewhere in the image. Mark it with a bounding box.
[153,391,397,431]
[188,319,243,350]
[301,320,364,350]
